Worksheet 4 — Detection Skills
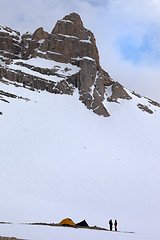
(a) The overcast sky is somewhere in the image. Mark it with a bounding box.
[0,0,160,101]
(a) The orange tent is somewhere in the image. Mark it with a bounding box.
[59,218,75,226]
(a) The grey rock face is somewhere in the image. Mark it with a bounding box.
[0,25,21,61]
[107,82,132,103]
[0,13,114,117]
[137,103,153,114]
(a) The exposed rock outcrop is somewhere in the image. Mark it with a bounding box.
[107,82,132,103]
[137,103,153,114]
[0,25,21,61]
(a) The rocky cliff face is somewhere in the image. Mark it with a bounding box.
[0,13,159,116]
[0,25,21,60]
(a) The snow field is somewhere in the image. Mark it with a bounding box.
[7,57,81,82]
[0,81,160,239]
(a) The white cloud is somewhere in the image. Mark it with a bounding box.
[95,0,160,101]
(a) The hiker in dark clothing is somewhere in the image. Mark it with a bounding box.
[114,220,117,231]
[109,219,113,231]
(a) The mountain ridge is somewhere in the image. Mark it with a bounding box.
[0,12,160,117]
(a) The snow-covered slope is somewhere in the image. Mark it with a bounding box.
[0,79,160,240]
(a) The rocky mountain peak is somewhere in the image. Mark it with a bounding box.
[63,12,83,26]
[0,13,160,118]
[51,12,95,43]
[19,13,100,66]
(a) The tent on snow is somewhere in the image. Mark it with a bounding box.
[59,218,75,226]
[76,219,89,227]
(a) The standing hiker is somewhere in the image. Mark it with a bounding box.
[109,219,113,231]
[114,220,117,231]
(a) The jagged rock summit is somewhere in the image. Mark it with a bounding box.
[0,13,160,116]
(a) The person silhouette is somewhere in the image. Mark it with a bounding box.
[114,220,117,231]
[109,219,113,231]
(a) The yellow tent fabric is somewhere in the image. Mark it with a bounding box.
[59,218,75,226]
